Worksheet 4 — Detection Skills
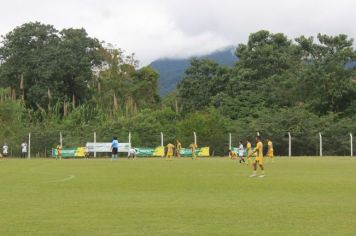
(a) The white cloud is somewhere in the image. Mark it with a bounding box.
[79,1,230,64]
[1,0,356,65]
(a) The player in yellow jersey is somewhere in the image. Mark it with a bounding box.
[56,143,62,160]
[176,140,182,158]
[166,143,175,160]
[228,149,238,160]
[189,143,198,160]
[249,136,265,178]
[266,138,274,163]
[246,140,252,166]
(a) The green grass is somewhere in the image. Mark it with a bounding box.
[0,157,356,236]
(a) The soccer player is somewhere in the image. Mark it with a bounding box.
[249,136,265,178]
[166,143,175,160]
[176,140,182,158]
[128,147,136,159]
[246,140,252,166]
[2,142,9,158]
[267,138,274,163]
[238,141,245,164]
[228,149,238,159]
[111,137,119,161]
[21,141,27,158]
[56,143,62,160]
[189,143,198,160]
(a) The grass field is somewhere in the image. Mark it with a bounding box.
[0,157,356,236]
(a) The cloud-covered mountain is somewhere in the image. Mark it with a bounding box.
[150,46,238,96]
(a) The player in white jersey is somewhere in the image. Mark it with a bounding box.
[128,147,137,159]
[21,141,27,158]
[2,143,9,157]
[238,141,245,164]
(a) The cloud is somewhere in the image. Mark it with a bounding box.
[79,1,230,64]
[1,0,356,65]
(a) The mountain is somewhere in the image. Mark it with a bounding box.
[150,47,238,96]
[346,61,356,69]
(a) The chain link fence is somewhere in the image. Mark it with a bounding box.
[1,130,355,158]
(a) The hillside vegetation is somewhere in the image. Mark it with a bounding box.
[1,23,356,156]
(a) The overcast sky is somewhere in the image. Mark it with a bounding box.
[1,0,355,65]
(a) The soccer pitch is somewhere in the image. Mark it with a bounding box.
[0,157,355,236]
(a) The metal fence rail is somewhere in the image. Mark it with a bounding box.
[1,131,354,158]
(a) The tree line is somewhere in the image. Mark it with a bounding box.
[1,23,356,156]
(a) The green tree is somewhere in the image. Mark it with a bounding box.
[132,67,160,109]
[178,59,231,113]
[233,30,302,108]
[235,30,302,79]
[95,48,160,117]
[296,34,356,114]
[0,22,103,110]
[177,108,229,155]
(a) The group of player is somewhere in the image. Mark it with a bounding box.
[112,138,197,160]
[0,141,28,158]
[111,137,137,160]
[229,136,274,178]
[84,135,274,175]
[165,140,198,160]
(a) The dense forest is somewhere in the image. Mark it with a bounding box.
[1,22,356,156]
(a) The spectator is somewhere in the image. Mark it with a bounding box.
[2,142,9,157]
[21,141,27,158]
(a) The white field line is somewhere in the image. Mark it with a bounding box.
[42,175,76,183]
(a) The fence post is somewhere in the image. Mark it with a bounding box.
[129,132,131,146]
[288,132,291,157]
[28,132,31,159]
[60,132,63,147]
[229,133,232,158]
[319,132,322,157]
[94,131,96,158]
[194,132,197,145]
[161,132,164,157]
[229,133,232,150]
[350,133,353,157]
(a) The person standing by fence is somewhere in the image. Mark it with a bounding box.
[238,141,245,164]
[166,143,175,160]
[267,138,274,163]
[21,141,27,158]
[189,143,197,160]
[56,143,62,160]
[111,137,119,161]
[2,142,9,158]
[176,140,182,158]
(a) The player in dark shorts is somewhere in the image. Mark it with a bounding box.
[111,137,119,160]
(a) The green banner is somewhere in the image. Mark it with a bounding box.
[52,147,86,158]
[135,147,209,157]
[135,148,156,157]
[179,148,195,157]
[135,147,164,157]
[51,146,210,158]
[179,147,209,157]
